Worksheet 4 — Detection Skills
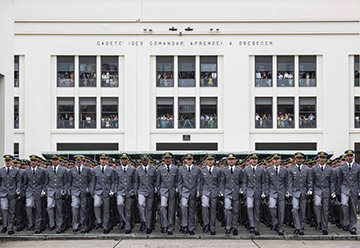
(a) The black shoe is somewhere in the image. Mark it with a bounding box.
[16,226,23,232]
[161,227,167,233]
[225,229,230,235]
[94,223,102,230]
[81,230,86,234]
[8,230,14,235]
[146,228,152,234]
[315,223,320,230]
[73,228,79,232]
[350,230,357,235]
[27,226,33,231]
[35,230,42,234]
[125,229,132,234]
[211,231,216,235]
[299,230,304,235]
[322,230,328,235]
[139,222,146,232]
[233,229,238,235]
[56,230,63,234]
[249,227,255,234]
[1,228,7,233]
[182,226,188,234]
[278,232,284,236]
[293,229,300,235]
[221,222,226,227]
[203,224,209,233]
[189,230,195,235]
[254,231,260,236]
[343,225,349,231]
[118,221,125,230]
[168,231,173,235]
[103,229,110,234]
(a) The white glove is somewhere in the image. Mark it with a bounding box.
[197,192,200,198]
[109,191,114,197]
[219,192,223,197]
[261,193,266,199]
[331,192,336,199]
[61,190,65,196]
[176,188,178,193]
[307,190,313,196]
[41,190,46,197]
[86,187,89,193]
[239,188,244,194]
[154,188,158,194]
[129,189,135,196]
[285,192,290,198]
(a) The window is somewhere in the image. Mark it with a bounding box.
[79,97,96,128]
[200,56,217,87]
[101,98,118,129]
[255,97,273,128]
[156,56,174,87]
[79,56,96,87]
[14,97,19,129]
[178,56,195,87]
[57,56,74,87]
[299,56,316,87]
[277,56,294,87]
[200,97,217,128]
[57,97,74,129]
[156,98,174,128]
[57,143,118,151]
[256,143,317,151]
[277,97,294,128]
[179,97,195,128]
[355,97,360,128]
[355,55,359,87]
[299,97,316,128]
[101,56,118,87]
[14,56,19,87]
[14,143,19,158]
[255,56,272,87]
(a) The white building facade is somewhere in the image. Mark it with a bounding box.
[1,0,360,163]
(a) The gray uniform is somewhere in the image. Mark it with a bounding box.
[288,164,312,231]
[221,166,242,231]
[177,164,201,231]
[0,166,20,232]
[115,165,137,231]
[265,165,288,233]
[68,165,92,231]
[135,165,157,230]
[45,165,68,232]
[90,165,115,231]
[338,162,360,233]
[242,165,265,232]
[23,166,46,232]
[156,164,178,232]
[311,164,335,231]
[199,166,221,232]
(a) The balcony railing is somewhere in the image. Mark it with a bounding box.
[79,78,96,87]
[101,79,118,87]
[299,79,316,87]
[58,79,75,87]
[255,79,272,87]
[200,119,217,128]
[157,79,174,87]
[57,120,75,129]
[179,120,195,128]
[277,79,294,87]
[255,119,273,128]
[179,79,195,87]
[277,119,294,128]
[157,120,174,128]
[79,120,96,128]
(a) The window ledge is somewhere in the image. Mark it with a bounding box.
[51,129,125,134]
[150,129,224,134]
[349,129,360,134]
[250,129,323,134]
[14,129,25,134]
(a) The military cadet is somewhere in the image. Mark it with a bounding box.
[288,152,313,235]
[338,149,360,235]
[156,152,178,235]
[220,153,242,235]
[90,153,116,234]
[177,153,201,235]
[115,153,137,234]
[68,155,92,233]
[13,158,26,231]
[23,155,46,234]
[45,154,68,233]
[265,153,288,236]
[242,153,265,236]
[198,154,221,235]
[310,152,336,235]
[0,154,21,235]
[134,154,157,234]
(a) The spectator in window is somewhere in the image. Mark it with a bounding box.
[255,71,261,79]
[208,76,214,87]
[86,115,91,128]
[69,116,74,128]
[255,113,260,128]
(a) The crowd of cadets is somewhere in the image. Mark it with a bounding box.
[0,150,359,237]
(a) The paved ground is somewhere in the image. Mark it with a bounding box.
[0,221,359,241]
[1,240,360,248]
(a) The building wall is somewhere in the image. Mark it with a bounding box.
[8,0,360,158]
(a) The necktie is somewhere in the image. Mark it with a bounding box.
[209,168,212,175]
[124,167,126,174]
[188,167,191,173]
[7,168,9,174]
[298,166,301,172]
[231,167,233,174]
[167,166,170,173]
[253,167,255,174]
[321,166,324,172]
[276,167,278,175]
[78,167,81,174]
[145,167,147,174]
[33,169,35,175]
[54,167,56,175]
[101,167,104,174]
[349,164,351,171]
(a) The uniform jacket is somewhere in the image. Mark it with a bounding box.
[311,164,335,197]
[288,164,312,197]
[45,165,68,199]
[221,166,242,200]
[0,166,20,199]
[156,164,178,199]
[115,165,137,197]
[242,165,265,200]
[338,162,360,197]
[177,164,201,199]
[135,165,157,198]
[68,165,92,197]
[199,166,221,198]
[23,167,46,200]
[90,165,116,197]
[265,166,288,200]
